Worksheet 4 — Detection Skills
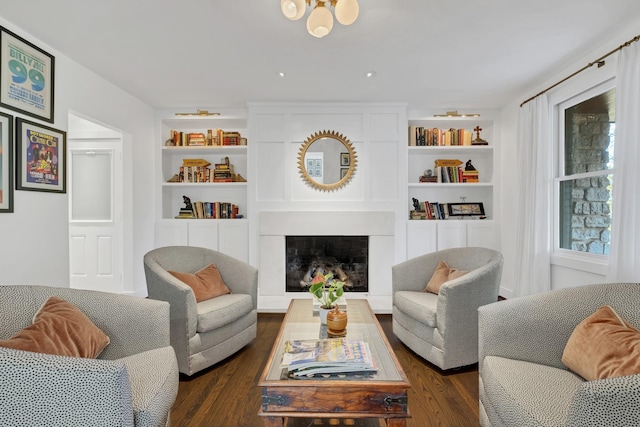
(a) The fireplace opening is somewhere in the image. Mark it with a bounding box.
[286,236,368,293]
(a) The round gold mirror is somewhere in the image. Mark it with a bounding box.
[297,130,357,192]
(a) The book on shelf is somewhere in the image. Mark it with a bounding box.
[408,126,474,147]
[280,338,377,378]
[168,129,246,147]
[188,201,239,219]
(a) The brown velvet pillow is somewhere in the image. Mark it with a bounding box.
[169,263,231,302]
[424,260,468,294]
[562,305,640,381]
[0,296,110,358]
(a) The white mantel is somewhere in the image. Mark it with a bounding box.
[259,211,396,313]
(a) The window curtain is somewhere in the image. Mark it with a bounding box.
[607,43,640,282]
[514,94,551,296]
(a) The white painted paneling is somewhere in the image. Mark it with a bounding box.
[219,221,249,262]
[259,236,285,296]
[256,142,286,201]
[370,141,398,201]
[69,236,87,275]
[467,221,497,249]
[155,221,188,247]
[252,113,285,141]
[407,221,437,258]
[370,113,400,141]
[437,222,467,249]
[97,236,112,275]
[188,222,219,251]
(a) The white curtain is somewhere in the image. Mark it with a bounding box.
[607,43,640,282]
[514,94,552,296]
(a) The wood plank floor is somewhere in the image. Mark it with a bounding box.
[170,313,480,427]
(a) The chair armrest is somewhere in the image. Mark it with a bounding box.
[567,374,640,426]
[0,347,134,426]
[213,254,258,310]
[392,254,441,294]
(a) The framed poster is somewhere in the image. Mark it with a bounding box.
[0,111,13,212]
[16,118,66,193]
[340,152,350,166]
[447,202,485,217]
[0,26,55,123]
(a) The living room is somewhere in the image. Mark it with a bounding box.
[1,1,640,426]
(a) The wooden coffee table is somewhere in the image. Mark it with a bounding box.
[258,299,411,426]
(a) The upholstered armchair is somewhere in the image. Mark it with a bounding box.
[478,282,640,427]
[143,246,258,376]
[392,247,503,370]
[0,285,178,427]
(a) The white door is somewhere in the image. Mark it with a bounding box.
[68,139,123,293]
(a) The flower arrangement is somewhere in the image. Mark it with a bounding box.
[309,272,345,309]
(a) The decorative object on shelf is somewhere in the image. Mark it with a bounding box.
[326,306,348,337]
[176,195,195,218]
[433,111,480,118]
[419,169,437,183]
[0,111,13,213]
[280,0,359,39]
[174,109,220,117]
[447,202,485,217]
[298,129,357,192]
[0,26,55,123]
[15,118,66,193]
[472,126,489,145]
[309,272,345,325]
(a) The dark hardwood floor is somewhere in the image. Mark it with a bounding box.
[170,313,480,427]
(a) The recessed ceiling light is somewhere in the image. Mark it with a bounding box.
[365,71,376,78]
[277,72,286,77]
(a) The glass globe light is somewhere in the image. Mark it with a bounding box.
[307,5,333,38]
[334,0,359,25]
[281,0,306,21]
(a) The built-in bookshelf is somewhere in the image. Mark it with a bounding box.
[406,114,498,256]
[155,111,250,262]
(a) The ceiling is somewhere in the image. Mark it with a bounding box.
[0,1,639,111]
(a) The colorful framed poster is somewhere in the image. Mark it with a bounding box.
[16,118,66,193]
[0,111,13,212]
[0,26,55,123]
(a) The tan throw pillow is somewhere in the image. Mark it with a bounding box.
[562,305,640,381]
[424,260,468,294]
[0,296,110,358]
[169,263,231,302]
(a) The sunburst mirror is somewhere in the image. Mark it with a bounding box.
[297,130,357,192]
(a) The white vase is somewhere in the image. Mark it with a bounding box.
[319,307,332,324]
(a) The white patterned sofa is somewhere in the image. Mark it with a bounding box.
[478,282,640,426]
[0,285,179,427]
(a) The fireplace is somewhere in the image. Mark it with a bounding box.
[285,236,369,293]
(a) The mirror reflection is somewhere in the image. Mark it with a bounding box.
[298,130,357,192]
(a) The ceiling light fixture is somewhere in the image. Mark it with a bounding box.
[433,111,480,118]
[280,0,360,39]
[174,110,220,117]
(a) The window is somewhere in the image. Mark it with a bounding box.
[556,85,615,257]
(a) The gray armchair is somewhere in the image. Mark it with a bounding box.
[0,285,178,427]
[143,246,258,376]
[392,247,503,370]
[478,282,640,427]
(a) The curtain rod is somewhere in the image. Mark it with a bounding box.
[520,34,640,107]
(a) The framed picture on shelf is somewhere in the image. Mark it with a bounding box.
[340,152,350,166]
[16,118,66,193]
[340,168,348,179]
[0,111,13,212]
[447,202,485,217]
[0,26,55,123]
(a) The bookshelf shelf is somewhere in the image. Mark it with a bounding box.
[161,182,248,188]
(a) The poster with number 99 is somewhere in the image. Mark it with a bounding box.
[0,26,54,123]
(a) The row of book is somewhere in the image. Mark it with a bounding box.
[168,129,246,147]
[280,338,377,378]
[177,201,240,219]
[410,202,452,220]
[178,158,237,183]
[409,126,473,146]
[410,201,486,220]
[433,166,479,183]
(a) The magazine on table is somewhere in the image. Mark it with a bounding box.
[280,338,377,377]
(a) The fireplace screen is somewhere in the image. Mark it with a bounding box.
[285,236,368,293]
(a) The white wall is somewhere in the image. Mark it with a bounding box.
[0,18,155,294]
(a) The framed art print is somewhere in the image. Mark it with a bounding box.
[0,111,13,212]
[16,117,66,193]
[0,26,55,123]
[447,202,485,217]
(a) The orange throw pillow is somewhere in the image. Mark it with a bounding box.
[0,296,110,358]
[562,305,640,381]
[169,263,231,302]
[424,260,468,294]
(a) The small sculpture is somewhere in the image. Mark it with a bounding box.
[471,126,488,145]
[412,197,421,211]
[182,195,193,211]
[465,160,477,171]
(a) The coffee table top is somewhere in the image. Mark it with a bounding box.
[260,299,409,384]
